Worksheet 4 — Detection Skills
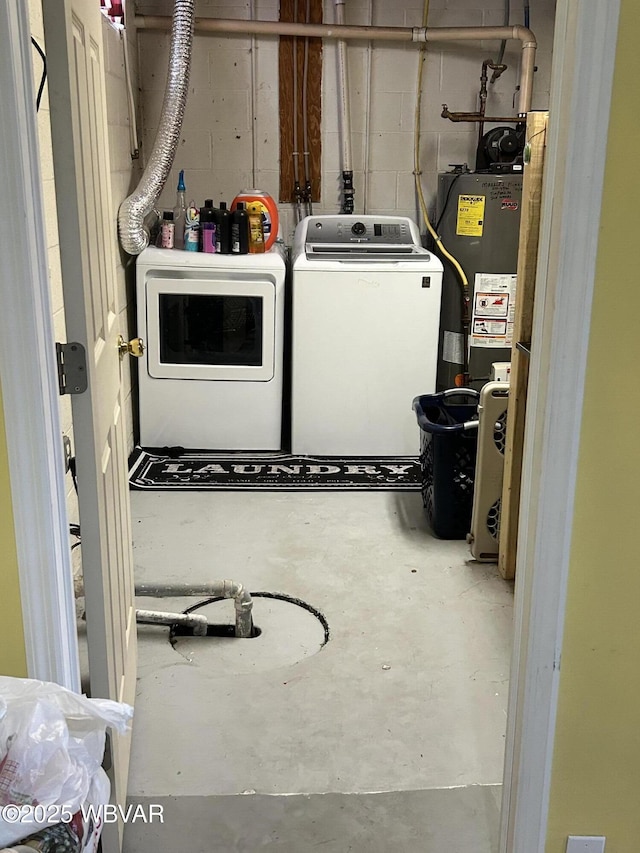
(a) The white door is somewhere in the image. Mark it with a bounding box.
[42,3,137,851]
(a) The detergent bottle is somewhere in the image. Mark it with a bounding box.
[247,202,265,253]
[231,190,278,250]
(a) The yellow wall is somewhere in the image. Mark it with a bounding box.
[545,1,640,849]
[0,383,28,677]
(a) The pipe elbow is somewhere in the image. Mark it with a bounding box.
[512,25,537,48]
[118,194,151,255]
[237,586,254,610]
[221,579,252,609]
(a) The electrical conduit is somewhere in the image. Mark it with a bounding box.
[118,0,195,255]
[292,2,303,222]
[302,0,313,215]
[334,0,354,213]
[362,0,373,214]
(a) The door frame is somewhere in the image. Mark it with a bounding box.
[0,0,621,846]
[0,0,79,691]
[499,0,621,848]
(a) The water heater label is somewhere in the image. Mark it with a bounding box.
[456,195,485,237]
[471,273,517,348]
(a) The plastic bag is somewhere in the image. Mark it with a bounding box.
[0,677,133,849]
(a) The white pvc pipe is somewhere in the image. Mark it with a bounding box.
[302,0,313,214]
[335,0,353,174]
[362,0,373,214]
[249,0,258,186]
[135,580,254,638]
[134,17,537,112]
[425,26,536,114]
[135,609,209,636]
[121,29,139,159]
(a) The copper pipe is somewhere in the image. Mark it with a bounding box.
[441,106,524,123]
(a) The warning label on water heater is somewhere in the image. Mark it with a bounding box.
[456,195,485,237]
[470,273,517,348]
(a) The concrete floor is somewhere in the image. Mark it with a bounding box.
[124,490,513,852]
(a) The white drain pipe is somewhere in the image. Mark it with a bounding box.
[135,580,254,639]
[136,609,209,636]
[135,17,537,113]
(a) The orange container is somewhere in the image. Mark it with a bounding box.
[231,189,279,251]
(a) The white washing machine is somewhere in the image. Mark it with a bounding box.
[291,215,443,456]
[136,246,286,450]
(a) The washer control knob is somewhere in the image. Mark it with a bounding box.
[351,221,366,236]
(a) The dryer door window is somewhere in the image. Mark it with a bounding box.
[146,277,276,381]
[159,294,263,368]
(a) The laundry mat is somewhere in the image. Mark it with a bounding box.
[129,448,420,491]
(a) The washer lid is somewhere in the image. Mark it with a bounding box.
[304,243,432,261]
[294,214,432,262]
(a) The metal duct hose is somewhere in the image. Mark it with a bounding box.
[118,0,194,255]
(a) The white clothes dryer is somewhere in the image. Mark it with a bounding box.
[291,215,443,456]
[136,246,286,450]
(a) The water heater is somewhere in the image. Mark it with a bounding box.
[435,170,523,390]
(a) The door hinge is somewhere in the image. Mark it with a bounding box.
[56,342,88,396]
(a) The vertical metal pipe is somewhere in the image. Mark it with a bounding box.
[302,0,313,215]
[135,580,254,639]
[335,0,354,213]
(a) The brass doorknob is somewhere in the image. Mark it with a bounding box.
[118,335,145,359]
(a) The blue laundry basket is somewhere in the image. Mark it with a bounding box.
[413,389,480,539]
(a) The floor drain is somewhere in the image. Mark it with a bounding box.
[169,593,330,673]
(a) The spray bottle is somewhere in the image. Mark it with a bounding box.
[172,170,187,249]
[184,200,200,251]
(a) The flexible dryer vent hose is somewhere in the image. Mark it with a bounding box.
[117,0,194,255]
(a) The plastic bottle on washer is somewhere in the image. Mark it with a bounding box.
[247,201,265,253]
[184,200,200,251]
[230,202,249,255]
[200,199,217,253]
[160,211,175,249]
[215,201,232,254]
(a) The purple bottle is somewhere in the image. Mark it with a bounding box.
[200,199,217,253]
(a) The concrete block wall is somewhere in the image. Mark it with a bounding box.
[136,0,556,244]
